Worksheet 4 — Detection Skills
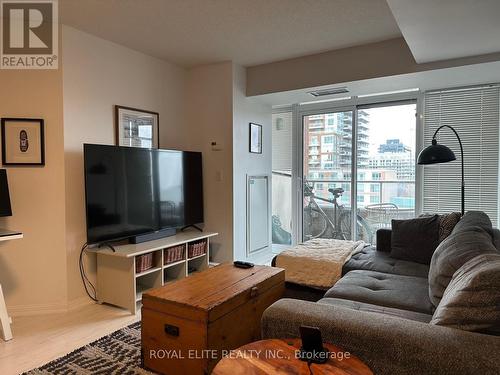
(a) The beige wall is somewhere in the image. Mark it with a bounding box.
[185,62,234,263]
[1,28,234,312]
[0,69,67,314]
[62,26,188,302]
[247,37,500,96]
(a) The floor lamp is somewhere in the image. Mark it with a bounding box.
[417,125,464,216]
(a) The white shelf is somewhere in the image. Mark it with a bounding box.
[136,283,155,302]
[94,230,218,258]
[163,259,186,269]
[96,231,216,314]
[135,266,162,278]
[188,253,207,261]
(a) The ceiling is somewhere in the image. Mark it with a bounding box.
[59,0,401,67]
[386,0,500,63]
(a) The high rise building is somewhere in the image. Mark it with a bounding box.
[303,111,370,199]
[369,139,414,181]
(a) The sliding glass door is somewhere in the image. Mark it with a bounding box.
[301,101,417,243]
[355,103,417,241]
[303,110,354,240]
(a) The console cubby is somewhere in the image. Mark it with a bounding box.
[95,231,217,314]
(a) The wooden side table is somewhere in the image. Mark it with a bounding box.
[212,339,373,375]
[0,229,23,341]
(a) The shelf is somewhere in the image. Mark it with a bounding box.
[163,259,185,269]
[188,253,207,261]
[135,266,162,278]
[136,284,150,302]
[94,231,218,258]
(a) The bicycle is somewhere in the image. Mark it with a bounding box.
[303,179,373,243]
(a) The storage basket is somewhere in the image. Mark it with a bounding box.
[164,244,185,265]
[136,252,154,274]
[188,239,207,258]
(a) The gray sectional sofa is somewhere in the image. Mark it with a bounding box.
[263,211,500,374]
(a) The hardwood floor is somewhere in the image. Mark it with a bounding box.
[0,303,140,375]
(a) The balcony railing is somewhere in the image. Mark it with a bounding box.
[305,179,416,243]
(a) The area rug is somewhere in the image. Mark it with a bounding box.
[23,322,153,375]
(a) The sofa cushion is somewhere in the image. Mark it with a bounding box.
[390,215,439,264]
[431,254,500,335]
[428,226,498,307]
[324,270,434,315]
[318,297,432,323]
[452,211,492,233]
[343,245,429,278]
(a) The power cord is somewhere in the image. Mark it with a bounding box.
[79,243,98,302]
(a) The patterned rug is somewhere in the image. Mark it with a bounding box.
[23,322,153,375]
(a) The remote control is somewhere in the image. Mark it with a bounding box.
[233,261,254,269]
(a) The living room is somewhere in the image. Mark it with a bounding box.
[0,1,499,374]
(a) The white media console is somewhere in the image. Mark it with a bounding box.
[94,230,218,314]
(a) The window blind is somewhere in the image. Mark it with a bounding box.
[422,85,500,226]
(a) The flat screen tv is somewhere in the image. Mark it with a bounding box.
[84,144,203,245]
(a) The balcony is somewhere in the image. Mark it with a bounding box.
[303,179,415,243]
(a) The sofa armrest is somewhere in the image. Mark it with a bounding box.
[262,299,500,375]
[376,229,392,252]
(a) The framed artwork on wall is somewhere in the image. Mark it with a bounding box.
[249,122,262,154]
[115,105,159,149]
[1,118,45,166]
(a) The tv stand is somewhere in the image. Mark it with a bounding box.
[93,230,217,314]
[181,224,203,232]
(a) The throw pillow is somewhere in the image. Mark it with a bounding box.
[390,215,439,265]
[428,226,498,307]
[419,212,462,243]
[430,253,500,335]
[438,212,461,242]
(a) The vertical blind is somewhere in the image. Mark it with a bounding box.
[422,85,500,226]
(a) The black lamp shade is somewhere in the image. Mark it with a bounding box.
[417,141,456,165]
[0,170,12,217]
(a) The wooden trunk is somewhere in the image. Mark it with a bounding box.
[141,263,285,375]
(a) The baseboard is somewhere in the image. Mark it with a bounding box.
[8,296,94,317]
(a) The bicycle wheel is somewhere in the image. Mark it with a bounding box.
[303,206,328,239]
[339,211,373,243]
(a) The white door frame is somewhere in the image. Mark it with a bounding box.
[295,92,421,243]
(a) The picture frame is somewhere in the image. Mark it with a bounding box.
[249,122,262,154]
[115,105,159,149]
[1,118,45,166]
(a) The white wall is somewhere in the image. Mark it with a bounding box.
[232,65,272,261]
[62,26,188,303]
[184,62,234,263]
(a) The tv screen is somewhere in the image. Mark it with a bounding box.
[0,170,12,217]
[84,144,203,244]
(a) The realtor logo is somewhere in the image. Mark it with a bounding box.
[1,0,58,69]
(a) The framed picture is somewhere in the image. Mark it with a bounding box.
[249,122,262,154]
[115,105,159,148]
[1,118,45,166]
